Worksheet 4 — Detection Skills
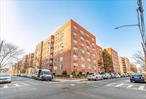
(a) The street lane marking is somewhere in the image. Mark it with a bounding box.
[115,83,124,87]
[70,84,75,86]
[14,84,20,87]
[127,85,133,88]
[106,83,117,86]
[3,85,8,88]
[22,83,29,86]
[138,85,145,91]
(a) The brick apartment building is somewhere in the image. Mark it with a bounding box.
[119,57,131,74]
[33,19,103,75]
[53,19,103,75]
[96,45,104,72]
[105,48,120,73]
[12,19,138,75]
[41,35,54,71]
[34,41,43,69]
[11,53,34,74]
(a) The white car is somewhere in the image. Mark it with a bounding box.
[87,73,103,81]
[115,74,121,78]
[0,73,11,83]
[101,73,112,79]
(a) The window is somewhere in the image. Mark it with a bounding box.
[73,32,77,36]
[48,41,51,44]
[87,58,91,62]
[92,38,94,41]
[73,26,78,30]
[86,34,89,38]
[81,44,84,47]
[73,33,78,40]
[87,52,90,57]
[73,40,78,44]
[86,40,90,45]
[80,37,84,41]
[93,60,96,64]
[73,47,78,54]
[87,46,90,50]
[88,66,91,69]
[60,57,63,62]
[60,49,63,54]
[92,43,95,46]
[60,43,64,48]
[81,57,85,62]
[81,64,85,68]
[81,50,85,55]
[49,60,53,64]
[93,54,96,58]
[80,30,84,36]
[73,55,78,62]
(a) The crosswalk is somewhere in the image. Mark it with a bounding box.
[106,82,146,91]
[0,82,30,89]
[0,81,58,89]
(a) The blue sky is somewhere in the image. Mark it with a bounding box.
[1,0,145,62]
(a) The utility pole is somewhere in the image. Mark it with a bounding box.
[0,40,4,69]
[0,40,4,53]
[137,0,146,70]
[115,0,146,70]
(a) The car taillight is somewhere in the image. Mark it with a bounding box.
[130,76,134,79]
[140,76,144,79]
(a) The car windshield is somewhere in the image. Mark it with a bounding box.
[43,71,51,75]
[132,73,142,76]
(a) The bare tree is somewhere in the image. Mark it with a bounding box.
[133,50,145,68]
[0,41,23,69]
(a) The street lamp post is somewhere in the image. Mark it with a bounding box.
[0,40,4,53]
[115,0,146,69]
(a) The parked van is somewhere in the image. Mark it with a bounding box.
[36,69,53,81]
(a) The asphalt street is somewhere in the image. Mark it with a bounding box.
[0,76,146,99]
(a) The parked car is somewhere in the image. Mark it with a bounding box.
[20,74,27,77]
[101,73,111,79]
[130,73,146,83]
[115,73,121,78]
[109,73,116,78]
[0,73,11,83]
[26,74,33,78]
[87,73,103,81]
[121,74,126,77]
[87,73,103,80]
[35,69,53,81]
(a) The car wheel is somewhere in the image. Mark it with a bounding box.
[49,78,52,81]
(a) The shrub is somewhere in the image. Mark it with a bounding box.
[71,71,77,78]
[62,70,68,77]
[78,72,82,77]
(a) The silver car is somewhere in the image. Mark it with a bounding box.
[87,73,103,81]
[0,73,11,83]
